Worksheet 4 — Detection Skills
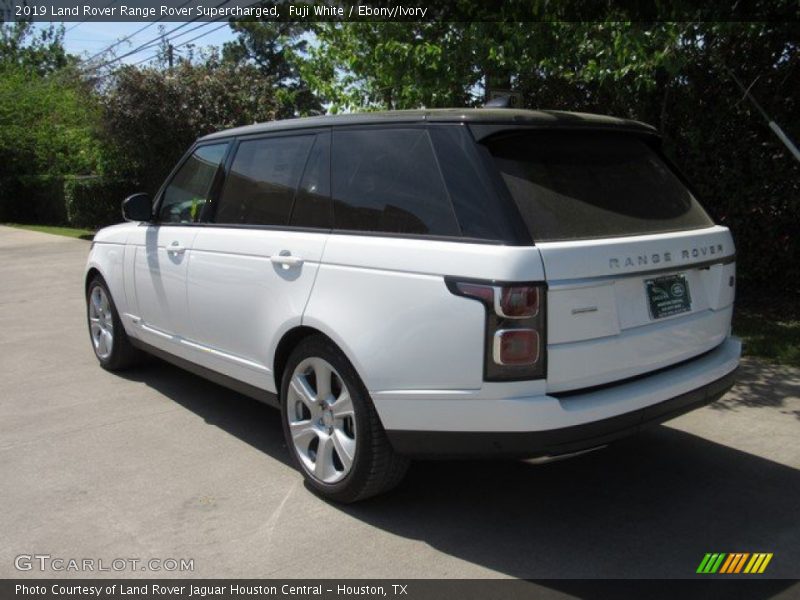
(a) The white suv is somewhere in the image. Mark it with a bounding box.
[85,109,740,502]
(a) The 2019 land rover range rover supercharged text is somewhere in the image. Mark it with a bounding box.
[84,109,740,502]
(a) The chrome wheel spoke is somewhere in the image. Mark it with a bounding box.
[332,429,355,471]
[289,420,318,447]
[330,391,354,420]
[314,434,335,480]
[91,290,103,313]
[312,359,333,403]
[97,330,109,356]
[290,374,318,412]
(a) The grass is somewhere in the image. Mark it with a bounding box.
[4,223,94,240]
[733,310,800,368]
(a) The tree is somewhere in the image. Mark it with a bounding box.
[0,22,100,222]
[299,17,798,293]
[222,21,321,118]
[100,56,280,193]
[0,21,71,74]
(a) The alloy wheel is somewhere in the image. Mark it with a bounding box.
[286,357,357,484]
[88,286,114,360]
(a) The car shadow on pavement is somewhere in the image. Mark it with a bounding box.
[118,359,293,468]
[345,430,800,580]
[122,359,799,583]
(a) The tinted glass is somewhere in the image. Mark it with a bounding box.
[215,135,314,226]
[160,143,227,223]
[482,132,713,241]
[332,128,460,236]
[290,132,331,229]
[429,125,519,242]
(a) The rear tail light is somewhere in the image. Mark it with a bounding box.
[447,278,546,381]
[494,329,539,365]
[497,286,539,318]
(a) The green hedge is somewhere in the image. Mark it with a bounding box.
[64,177,136,229]
[0,176,67,225]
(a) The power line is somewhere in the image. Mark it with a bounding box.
[129,21,224,66]
[84,0,232,71]
[130,21,230,67]
[82,0,194,64]
[64,0,119,34]
[95,20,217,68]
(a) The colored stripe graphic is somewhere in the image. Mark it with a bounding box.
[724,553,748,573]
[744,554,761,573]
[697,553,727,573]
[719,554,736,574]
[758,554,773,573]
[697,554,713,573]
[700,552,773,574]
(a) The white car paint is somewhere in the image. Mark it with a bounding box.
[87,219,739,435]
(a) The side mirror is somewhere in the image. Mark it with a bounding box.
[122,193,153,222]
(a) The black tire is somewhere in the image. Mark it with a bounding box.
[86,276,144,371]
[280,335,409,503]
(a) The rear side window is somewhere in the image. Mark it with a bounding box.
[290,131,331,229]
[160,143,228,223]
[429,125,519,242]
[331,128,460,236]
[481,131,714,242]
[215,135,314,226]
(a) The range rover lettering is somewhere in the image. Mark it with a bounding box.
[84,109,740,502]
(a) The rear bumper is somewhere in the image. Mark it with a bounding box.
[381,336,740,458]
[387,367,736,457]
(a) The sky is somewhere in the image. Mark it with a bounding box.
[34,21,238,65]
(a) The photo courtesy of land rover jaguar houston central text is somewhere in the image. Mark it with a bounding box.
[84,109,740,502]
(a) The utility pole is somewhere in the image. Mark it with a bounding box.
[167,43,174,71]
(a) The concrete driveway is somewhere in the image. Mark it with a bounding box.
[1,225,798,582]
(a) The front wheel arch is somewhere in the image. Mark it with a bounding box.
[85,267,103,297]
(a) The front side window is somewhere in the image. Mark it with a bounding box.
[159,143,228,223]
[331,128,460,236]
[214,135,315,226]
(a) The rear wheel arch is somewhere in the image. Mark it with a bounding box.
[274,326,318,391]
[273,326,369,401]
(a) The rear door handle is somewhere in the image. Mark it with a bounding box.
[270,251,304,269]
[167,242,186,254]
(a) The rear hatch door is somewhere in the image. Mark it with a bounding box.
[478,128,736,393]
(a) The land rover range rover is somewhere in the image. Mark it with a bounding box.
[84,109,740,502]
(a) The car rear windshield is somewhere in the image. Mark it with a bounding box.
[480,131,714,242]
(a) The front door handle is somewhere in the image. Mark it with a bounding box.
[167,242,186,254]
[270,251,304,269]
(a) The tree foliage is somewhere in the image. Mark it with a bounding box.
[99,57,280,194]
[0,21,71,74]
[0,22,100,222]
[300,19,799,293]
[222,21,321,117]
